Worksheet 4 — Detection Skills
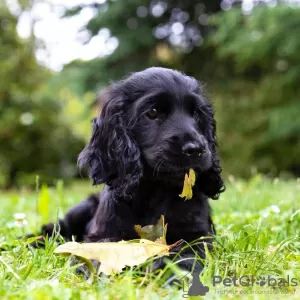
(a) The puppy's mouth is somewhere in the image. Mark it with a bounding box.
[157,170,189,181]
[151,161,199,178]
[143,149,211,179]
[148,165,196,187]
[158,155,204,171]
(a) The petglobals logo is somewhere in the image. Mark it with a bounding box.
[212,275,299,288]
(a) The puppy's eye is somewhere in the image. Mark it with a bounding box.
[146,107,159,120]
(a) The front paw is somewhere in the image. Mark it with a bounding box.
[152,256,167,272]
[151,256,184,286]
[151,241,184,272]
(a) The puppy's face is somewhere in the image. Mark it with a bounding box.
[127,69,213,178]
[79,67,223,198]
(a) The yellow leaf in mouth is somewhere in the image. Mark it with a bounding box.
[179,168,196,200]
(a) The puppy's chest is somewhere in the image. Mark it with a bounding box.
[135,191,202,228]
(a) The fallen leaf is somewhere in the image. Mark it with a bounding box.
[134,215,168,245]
[179,168,196,200]
[54,239,170,275]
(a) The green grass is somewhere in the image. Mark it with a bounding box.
[0,176,299,299]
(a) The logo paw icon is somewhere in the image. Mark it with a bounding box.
[256,276,266,286]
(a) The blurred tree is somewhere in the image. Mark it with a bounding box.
[209,5,300,176]
[5,0,297,179]
[59,1,300,177]
[61,0,222,93]
[0,4,86,187]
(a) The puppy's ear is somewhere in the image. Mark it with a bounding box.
[78,88,142,198]
[197,104,225,200]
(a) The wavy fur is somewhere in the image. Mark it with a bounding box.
[38,67,225,277]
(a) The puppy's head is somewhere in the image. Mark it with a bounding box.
[78,67,225,199]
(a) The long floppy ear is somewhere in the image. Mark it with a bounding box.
[196,104,225,200]
[78,88,143,199]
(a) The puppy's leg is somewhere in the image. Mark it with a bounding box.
[153,216,215,279]
[153,242,203,271]
[152,239,212,285]
[29,194,99,247]
[76,200,139,278]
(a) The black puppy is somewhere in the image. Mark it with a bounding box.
[41,67,225,275]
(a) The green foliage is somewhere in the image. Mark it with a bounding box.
[0,6,46,95]
[210,6,300,72]
[2,1,300,182]
[56,1,300,177]
[0,5,87,187]
[59,0,222,93]
[0,178,299,298]
[209,5,300,176]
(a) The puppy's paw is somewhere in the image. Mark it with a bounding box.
[152,256,167,272]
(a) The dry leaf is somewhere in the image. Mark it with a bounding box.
[54,239,170,275]
[179,168,196,200]
[134,215,168,245]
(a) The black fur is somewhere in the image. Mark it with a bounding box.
[41,67,225,275]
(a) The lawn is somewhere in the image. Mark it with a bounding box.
[0,175,299,299]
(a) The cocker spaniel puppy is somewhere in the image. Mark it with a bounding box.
[42,67,225,276]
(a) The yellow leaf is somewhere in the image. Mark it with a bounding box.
[179,168,196,201]
[134,215,168,245]
[54,239,170,275]
[189,168,196,186]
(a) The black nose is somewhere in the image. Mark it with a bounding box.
[182,142,205,157]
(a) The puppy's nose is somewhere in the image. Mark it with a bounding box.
[182,142,205,157]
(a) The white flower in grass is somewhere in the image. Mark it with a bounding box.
[270,205,280,213]
[13,212,28,227]
[14,213,26,220]
[29,279,59,290]
[262,205,280,218]
[262,211,269,218]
